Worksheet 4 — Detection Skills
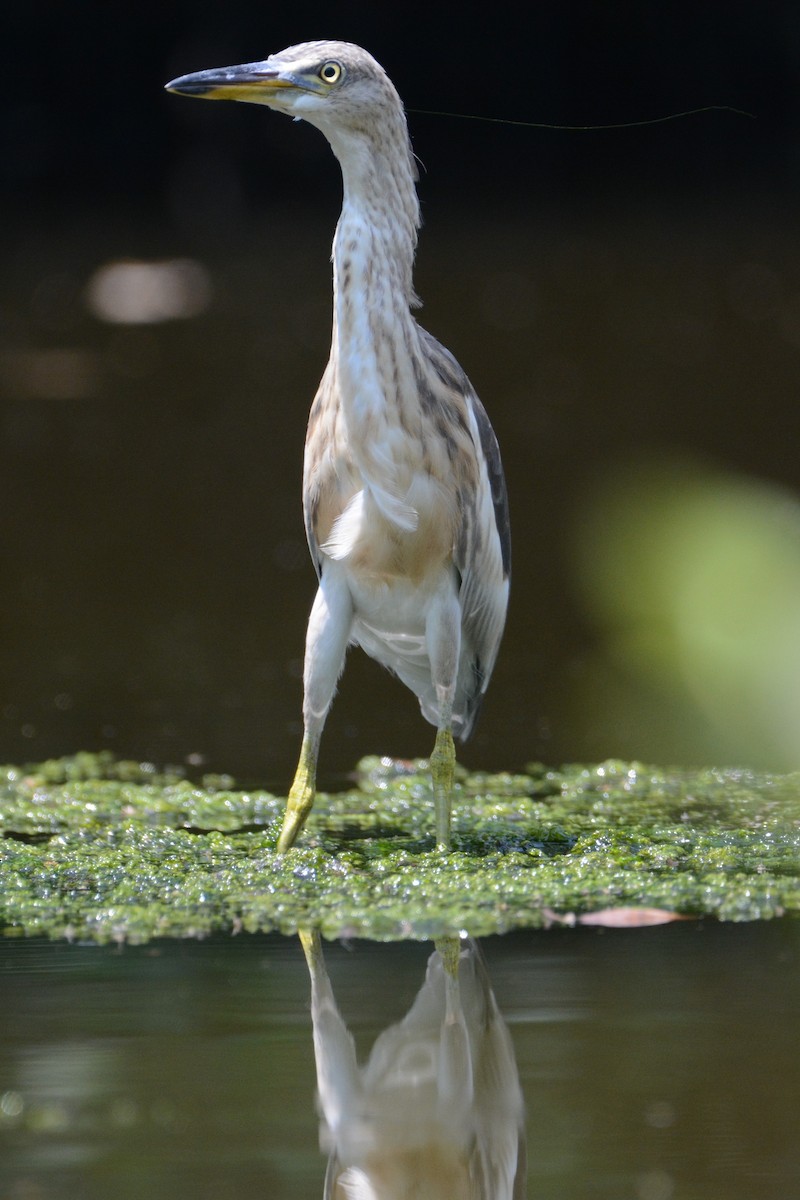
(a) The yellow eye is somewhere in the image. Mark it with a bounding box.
[319,61,343,85]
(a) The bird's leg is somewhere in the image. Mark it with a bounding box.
[279,732,320,852]
[277,578,353,852]
[426,592,461,851]
[434,934,462,984]
[430,724,456,850]
[298,926,323,973]
[298,925,364,1139]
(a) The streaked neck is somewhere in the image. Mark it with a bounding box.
[327,115,420,314]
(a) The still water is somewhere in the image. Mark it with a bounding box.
[1,920,798,1198]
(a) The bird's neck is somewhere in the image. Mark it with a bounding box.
[325,123,423,527]
[328,118,420,319]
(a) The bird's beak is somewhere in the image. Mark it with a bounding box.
[165,61,301,103]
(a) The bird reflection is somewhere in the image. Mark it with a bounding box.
[299,931,526,1199]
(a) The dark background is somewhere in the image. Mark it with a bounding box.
[4,2,797,211]
[2,2,800,784]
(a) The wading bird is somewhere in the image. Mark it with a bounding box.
[166,42,510,852]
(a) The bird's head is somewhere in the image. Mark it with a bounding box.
[165,40,402,139]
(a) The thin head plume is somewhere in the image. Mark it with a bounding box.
[407,103,756,132]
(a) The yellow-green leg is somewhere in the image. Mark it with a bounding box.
[434,934,464,1031]
[298,926,323,971]
[277,733,318,852]
[435,933,461,978]
[430,726,456,850]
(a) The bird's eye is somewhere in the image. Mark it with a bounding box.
[318,61,343,85]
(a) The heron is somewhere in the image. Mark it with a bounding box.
[166,41,510,852]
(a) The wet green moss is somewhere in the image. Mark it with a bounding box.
[1,752,799,942]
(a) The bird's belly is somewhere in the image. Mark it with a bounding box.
[323,477,455,585]
[346,569,450,638]
[348,577,439,692]
[344,563,462,721]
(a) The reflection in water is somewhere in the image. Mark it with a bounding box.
[1,928,799,1195]
[300,931,526,1199]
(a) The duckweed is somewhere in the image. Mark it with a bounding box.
[1,752,798,942]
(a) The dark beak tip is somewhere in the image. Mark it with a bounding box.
[165,74,203,96]
[164,63,281,97]
[165,73,225,99]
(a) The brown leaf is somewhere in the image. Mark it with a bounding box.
[576,906,694,927]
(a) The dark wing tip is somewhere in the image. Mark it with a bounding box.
[472,396,511,578]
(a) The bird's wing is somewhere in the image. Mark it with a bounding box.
[302,363,339,581]
[456,386,511,733]
[417,328,510,737]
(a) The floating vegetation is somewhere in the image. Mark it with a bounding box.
[0,752,798,943]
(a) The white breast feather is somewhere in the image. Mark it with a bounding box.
[321,489,365,560]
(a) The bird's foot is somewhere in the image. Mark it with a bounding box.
[277,738,317,852]
[430,727,456,851]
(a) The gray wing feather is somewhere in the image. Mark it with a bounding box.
[471,392,511,578]
[414,328,510,739]
[455,387,510,738]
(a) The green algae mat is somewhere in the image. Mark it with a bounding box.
[1,751,799,944]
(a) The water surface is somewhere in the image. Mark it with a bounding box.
[2,921,798,1198]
